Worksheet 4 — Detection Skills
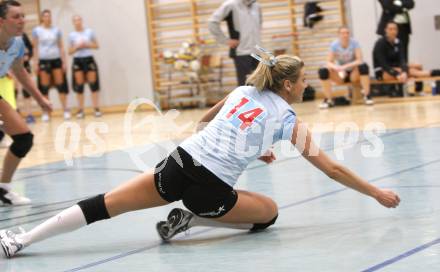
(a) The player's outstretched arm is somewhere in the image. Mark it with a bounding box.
[290,120,400,208]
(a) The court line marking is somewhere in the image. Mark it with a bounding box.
[14,167,143,182]
[361,238,440,272]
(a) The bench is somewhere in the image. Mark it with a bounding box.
[335,76,440,104]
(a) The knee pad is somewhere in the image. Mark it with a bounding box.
[10,132,33,158]
[431,69,440,77]
[56,83,68,94]
[77,194,110,225]
[415,81,424,92]
[73,81,85,94]
[358,63,369,75]
[39,85,50,96]
[250,214,278,232]
[89,80,100,92]
[374,68,383,80]
[318,68,330,80]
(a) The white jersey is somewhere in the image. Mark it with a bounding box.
[69,28,96,58]
[32,26,62,60]
[180,86,296,187]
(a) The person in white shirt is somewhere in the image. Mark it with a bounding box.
[32,9,69,121]
[318,26,373,109]
[68,15,102,118]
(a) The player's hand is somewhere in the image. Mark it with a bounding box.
[37,96,53,112]
[339,65,349,72]
[77,42,88,49]
[228,39,239,49]
[258,150,276,164]
[375,189,400,208]
[333,65,344,72]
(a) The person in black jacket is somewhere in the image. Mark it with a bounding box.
[373,22,440,94]
[208,0,262,86]
[376,0,414,62]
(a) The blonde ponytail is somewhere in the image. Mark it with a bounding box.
[246,62,274,91]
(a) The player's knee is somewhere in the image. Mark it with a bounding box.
[56,83,68,94]
[318,67,330,80]
[73,81,85,94]
[250,214,278,232]
[10,132,33,158]
[358,63,369,75]
[431,69,440,76]
[262,197,278,220]
[77,194,110,225]
[89,80,100,92]
[270,198,278,215]
[39,85,50,96]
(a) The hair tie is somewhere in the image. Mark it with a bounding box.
[251,45,277,67]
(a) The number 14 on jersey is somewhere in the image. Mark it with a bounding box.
[225,97,266,130]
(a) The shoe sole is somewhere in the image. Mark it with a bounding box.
[0,232,10,258]
[156,221,171,241]
[164,208,184,240]
[0,242,9,258]
[157,208,192,241]
[167,208,182,221]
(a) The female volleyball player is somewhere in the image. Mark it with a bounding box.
[68,14,102,118]
[32,9,69,121]
[0,46,400,258]
[0,1,52,206]
[318,26,373,109]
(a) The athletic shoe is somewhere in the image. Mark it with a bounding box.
[76,110,85,119]
[364,95,374,105]
[156,208,193,241]
[63,111,71,120]
[0,187,31,206]
[94,109,102,118]
[0,229,24,258]
[25,114,36,124]
[41,112,50,122]
[319,99,334,109]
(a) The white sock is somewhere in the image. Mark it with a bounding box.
[17,205,87,246]
[189,215,253,230]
